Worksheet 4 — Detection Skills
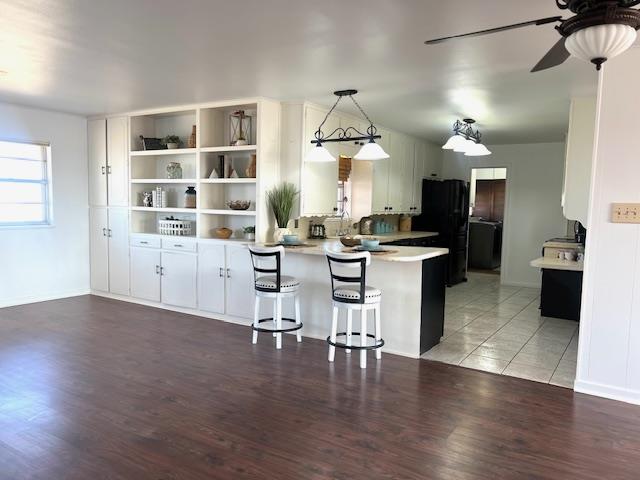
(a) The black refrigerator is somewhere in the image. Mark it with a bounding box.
[413,179,470,287]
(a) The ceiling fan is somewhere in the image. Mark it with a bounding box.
[424,0,640,72]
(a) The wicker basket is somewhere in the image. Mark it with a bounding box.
[158,218,193,236]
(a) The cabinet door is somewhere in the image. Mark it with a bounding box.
[161,252,197,309]
[88,119,107,207]
[387,133,404,213]
[89,207,109,292]
[412,142,426,214]
[225,246,254,320]
[197,244,226,314]
[130,247,161,302]
[107,116,129,207]
[400,139,416,213]
[371,128,391,214]
[107,208,130,296]
[301,106,339,216]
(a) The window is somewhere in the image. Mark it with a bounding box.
[0,139,52,226]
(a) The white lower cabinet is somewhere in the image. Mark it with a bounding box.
[197,244,226,314]
[129,240,254,320]
[130,247,161,302]
[224,245,254,319]
[161,251,197,309]
[90,207,130,295]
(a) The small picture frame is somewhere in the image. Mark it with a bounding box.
[140,135,167,151]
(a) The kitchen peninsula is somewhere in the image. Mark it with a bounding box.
[269,240,449,358]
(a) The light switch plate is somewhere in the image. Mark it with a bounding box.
[611,203,640,223]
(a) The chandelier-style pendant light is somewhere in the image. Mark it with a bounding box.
[304,89,390,162]
[442,118,492,157]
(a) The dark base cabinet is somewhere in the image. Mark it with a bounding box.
[420,255,447,354]
[540,269,583,321]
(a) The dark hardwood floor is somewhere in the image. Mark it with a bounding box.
[1,295,639,479]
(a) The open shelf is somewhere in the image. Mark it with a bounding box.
[200,209,256,216]
[200,178,256,184]
[200,145,257,153]
[131,207,197,213]
[200,104,257,148]
[130,109,197,152]
[131,178,197,184]
[130,153,197,180]
[130,148,196,157]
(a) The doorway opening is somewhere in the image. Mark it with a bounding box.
[468,167,506,275]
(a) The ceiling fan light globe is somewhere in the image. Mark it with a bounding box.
[465,142,492,156]
[354,141,390,160]
[442,134,467,150]
[304,144,336,162]
[565,24,637,68]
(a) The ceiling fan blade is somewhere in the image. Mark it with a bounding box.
[531,38,570,72]
[424,16,562,45]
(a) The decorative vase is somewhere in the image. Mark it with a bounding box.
[166,162,182,179]
[188,125,196,148]
[244,232,255,241]
[184,186,196,208]
[273,227,291,243]
[246,154,257,178]
[166,142,179,149]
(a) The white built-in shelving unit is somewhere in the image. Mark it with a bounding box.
[127,99,280,242]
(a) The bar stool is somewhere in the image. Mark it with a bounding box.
[248,245,302,349]
[326,250,383,368]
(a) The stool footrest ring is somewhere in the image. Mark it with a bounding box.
[326,332,384,351]
[253,317,303,333]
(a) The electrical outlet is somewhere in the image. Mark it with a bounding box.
[611,203,640,224]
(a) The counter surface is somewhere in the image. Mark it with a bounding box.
[265,240,449,263]
[530,256,584,272]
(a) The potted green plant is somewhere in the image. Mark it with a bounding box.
[162,135,182,149]
[243,225,255,241]
[266,182,298,242]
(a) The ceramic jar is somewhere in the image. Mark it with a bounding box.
[167,162,183,179]
[184,186,196,208]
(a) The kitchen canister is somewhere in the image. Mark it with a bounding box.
[167,162,183,179]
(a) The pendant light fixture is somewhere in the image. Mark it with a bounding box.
[304,89,389,162]
[442,119,491,156]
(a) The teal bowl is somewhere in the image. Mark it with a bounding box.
[361,239,380,250]
[283,234,299,244]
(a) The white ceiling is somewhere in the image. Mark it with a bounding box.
[0,0,599,144]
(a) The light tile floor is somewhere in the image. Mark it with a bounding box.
[422,272,578,388]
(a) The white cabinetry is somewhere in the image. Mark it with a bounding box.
[371,128,392,214]
[301,105,339,216]
[90,207,130,295]
[130,241,197,308]
[88,116,129,207]
[161,251,197,309]
[197,243,254,319]
[130,247,161,302]
[563,97,596,226]
[197,244,226,314]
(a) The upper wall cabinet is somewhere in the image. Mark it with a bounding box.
[88,116,129,207]
[563,97,597,226]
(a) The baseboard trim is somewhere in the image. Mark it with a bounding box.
[0,289,90,309]
[574,379,640,406]
[90,291,420,360]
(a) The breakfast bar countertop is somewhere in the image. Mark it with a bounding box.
[261,240,449,263]
[530,256,584,272]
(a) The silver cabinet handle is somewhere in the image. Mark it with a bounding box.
[159,266,164,276]
[102,228,107,236]
[155,265,160,274]
[101,166,106,175]
[226,268,231,278]
[140,241,148,245]
[174,244,183,248]
[106,165,112,174]
[219,267,224,277]
[107,229,112,237]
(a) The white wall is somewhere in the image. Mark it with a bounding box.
[442,143,567,287]
[0,103,89,307]
[575,47,640,405]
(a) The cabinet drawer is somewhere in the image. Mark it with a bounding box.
[162,238,197,252]
[130,236,160,248]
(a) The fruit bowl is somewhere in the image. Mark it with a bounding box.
[214,227,233,239]
[340,236,361,247]
[227,200,251,211]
